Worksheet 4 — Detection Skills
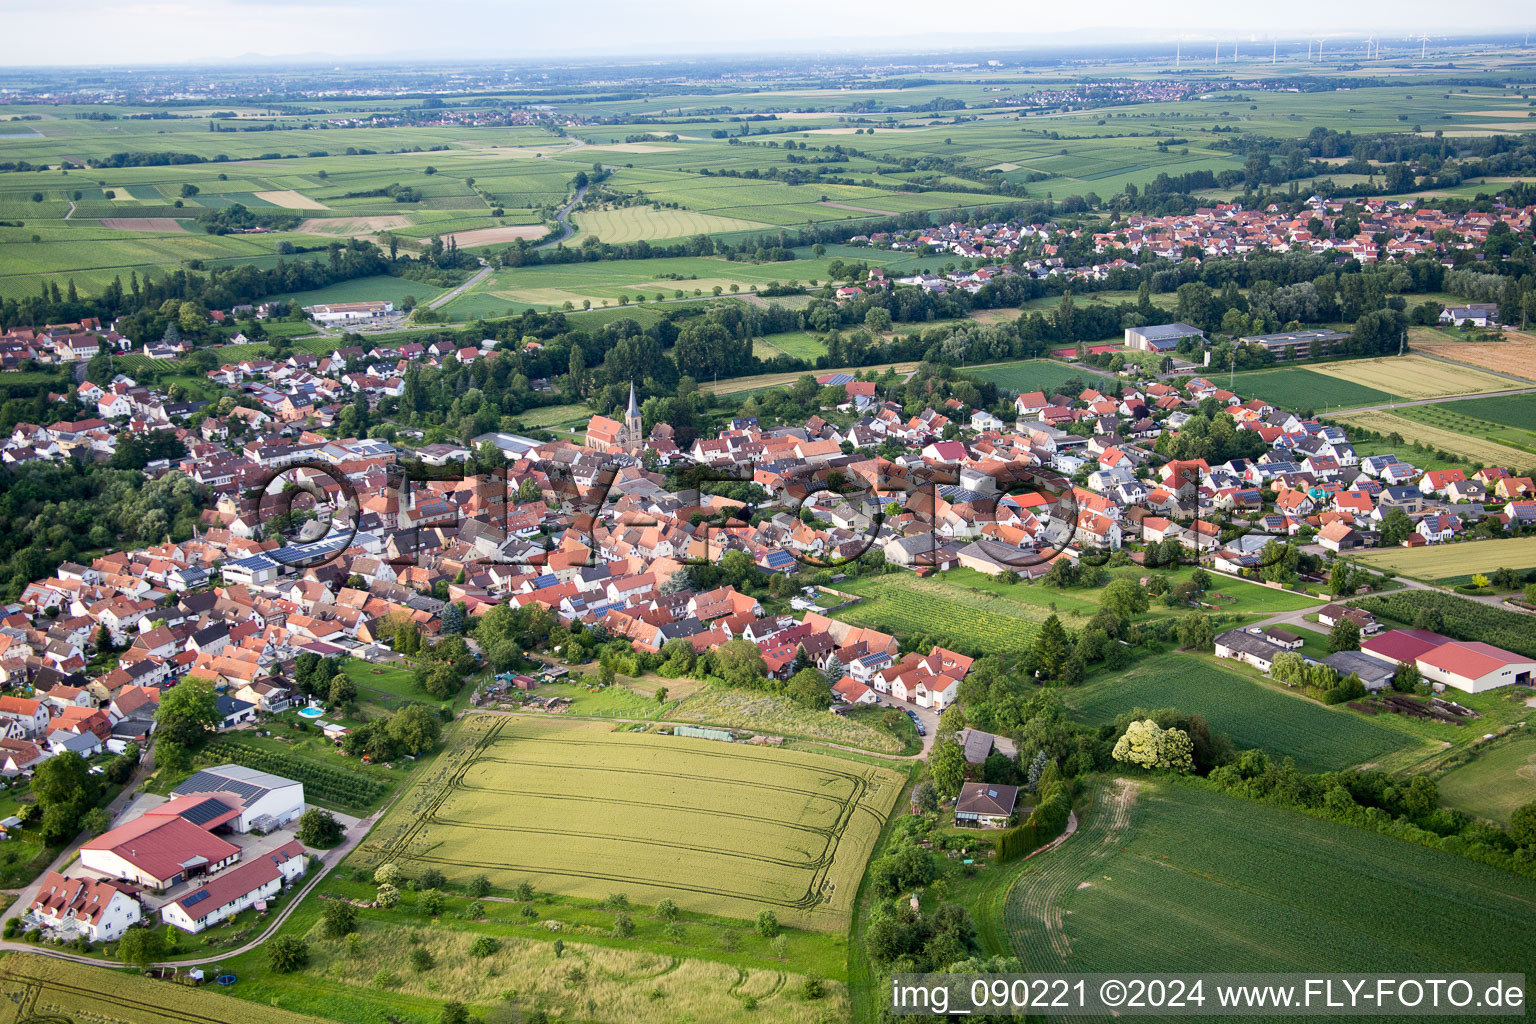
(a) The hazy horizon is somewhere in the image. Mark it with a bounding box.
[3,0,1534,68]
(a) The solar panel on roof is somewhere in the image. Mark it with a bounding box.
[182,890,210,906]
[178,797,232,827]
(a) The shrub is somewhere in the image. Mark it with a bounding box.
[612,913,635,938]
[418,888,446,917]
[267,936,309,973]
[755,909,779,938]
[372,969,400,987]
[468,935,499,958]
[374,863,402,886]
[322,899,357,938]
[375,883,400,909]
[410,946,435,972]
[467,874,492,897]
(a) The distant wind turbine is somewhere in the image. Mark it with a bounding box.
[1420,32,1429,58]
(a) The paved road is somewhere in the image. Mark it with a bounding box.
[0,806,383,969]
[534,183,590,251]
[425,262,493,312]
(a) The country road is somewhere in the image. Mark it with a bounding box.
[534,183,590,250]
[425,262,493,311]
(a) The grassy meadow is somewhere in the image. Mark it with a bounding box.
[1063,653,1425,772]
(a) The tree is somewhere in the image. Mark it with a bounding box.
[1176,611,1215,651]
[1510,801,1536,847]
[374,863,402,886]
[375,884,401,909]
[440,1002,470,1024]
[930,738,967,797]
[711,638,767,687]
[267,936,310,973]
[1329,618,1361,653]
[786,667,831,709]
[655,898,680,921]
[912,781,938,814]
[117,926,166,970]
[1032,614,1070,677]
[1112,719,1194,773]
[296,808,344,848]
[467,874,492,897]
[386,703,443,754]
[1101,578,1149,618]
[328,673,358,708]
[80,807,111,836]
[612,913,635,938]
[154,677,220,748]
[1381,509,1414,547]
[755,909,780,938]
[323,899,357,938]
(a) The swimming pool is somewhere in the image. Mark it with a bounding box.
[296,706,324,719]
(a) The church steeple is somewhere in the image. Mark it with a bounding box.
[624,381,643,452]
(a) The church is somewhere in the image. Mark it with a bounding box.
[584,382,645,454]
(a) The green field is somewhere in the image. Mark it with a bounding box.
[962,358,1111,395]
[1002,782,1536,983]
[569,205,773,243]
[1349,536,1536,583]
[1064,654,1424,772]
[1229,366,1393,412]
[831,568,1319,658]
[1438,734,1536,824]
[831,572,1047,656]
[358,715,903,930]
[1449,393,1536,431]
[274,274,448,309]
[755,329,829,361]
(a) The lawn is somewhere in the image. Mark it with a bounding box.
[1349,536,1536,583]
[961,358,1111,395]
[754,330,829,361]
[1229,365,1392,412]
[1437,734,1536,825]
[1002,782,1536,979]
[1063,653,1425,772]
[1449,392,1536,431]
[356,714,903,930]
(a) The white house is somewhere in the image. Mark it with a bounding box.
[161,841,308,933]
[28,872,142,942]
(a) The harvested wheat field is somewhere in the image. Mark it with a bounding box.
[424,224,550,247]
[254,189,329,210]
[99,217,188,232]
[1412,331,1536,382]
[1308,355,1513,401]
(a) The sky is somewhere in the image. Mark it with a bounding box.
[3,0,1533,66]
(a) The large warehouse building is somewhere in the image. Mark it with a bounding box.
[170,764,306,833]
